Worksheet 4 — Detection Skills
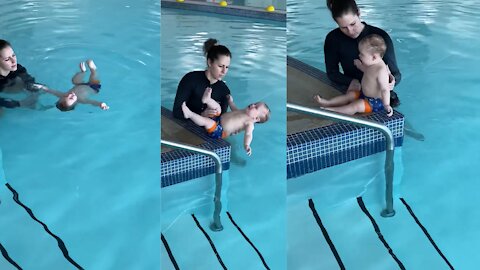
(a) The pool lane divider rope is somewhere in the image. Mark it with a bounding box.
[0,242,22,269]
[161,233,180,270]
[357,197,406,270]
[400,198,454,270]
[226,211,270,270]
[5,183,84,270]
[308,198,346,270]
[191,214,228,270]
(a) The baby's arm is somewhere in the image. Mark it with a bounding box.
[79,98,109,110]
[378,68,393,117]
[227,94,239,111]
[243,123,254,156]
[354,59,366,72]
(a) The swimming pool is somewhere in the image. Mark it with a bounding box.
[288,0,480,269]
[0,1,160,269]
[161,7,286,270]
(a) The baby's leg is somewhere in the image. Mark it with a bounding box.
[86,59,100,83]
[201,87,221,114]
[71,62,87,85]
[314,90,359,107]
[324,99,366,115]
[182,102,216,129]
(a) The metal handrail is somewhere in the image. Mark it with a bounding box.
[161,140,224,231]
[287,103,395,217]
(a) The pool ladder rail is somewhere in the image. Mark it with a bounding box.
[161,140,224,231]
[287,103,396,217]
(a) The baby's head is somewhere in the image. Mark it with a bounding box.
[247,102,271,123]
[56,92,77,112]
[358,34,386,65]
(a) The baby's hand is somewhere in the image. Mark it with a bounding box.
[100,102,109,110]
[385,105,393,117]
[244,144,252,156]
[354,59,362,69]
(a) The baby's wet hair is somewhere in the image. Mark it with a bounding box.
[359,34,387,57]
[204,38,231,62]
[0,39,12,51]
[56,101,75,112]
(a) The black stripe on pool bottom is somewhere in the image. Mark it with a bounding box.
[191,214,227,270]
[0,242,22,270]
[357,197,406,270]
[161,234,180,270]
[226,211,270,270]
[308,198,346,270]
[400,198,454,270]
[5,183,84,270]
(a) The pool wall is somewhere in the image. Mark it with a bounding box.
[161,107,231,187]
[162,0,286,21]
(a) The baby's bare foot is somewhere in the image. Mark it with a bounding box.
[181,102,192,119]
[86,59,97,70]
[79,62,86,72]
[202,87,212,103]
[313,95,326,106]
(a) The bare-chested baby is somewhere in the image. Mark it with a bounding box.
[314,34,393,117]
[182,88,270,156]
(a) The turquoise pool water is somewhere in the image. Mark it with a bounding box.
[0,1,160,269]
[288,0,480,269]
[161,8,286,270]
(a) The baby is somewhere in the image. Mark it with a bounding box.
[314,34,393,117]
[39,59,109,111]
[182,88,270,156]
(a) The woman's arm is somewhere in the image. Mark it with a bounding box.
[42,87,64,98]
[382,33,402,86]
[324,32,355,86]
[172,74,193,119]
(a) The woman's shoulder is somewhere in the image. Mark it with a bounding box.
[326,28,343,39]
[365,23,391,38]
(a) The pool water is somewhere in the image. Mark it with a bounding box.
[288,0,480,268]
[161,8,286,270]
[0,0,160,269]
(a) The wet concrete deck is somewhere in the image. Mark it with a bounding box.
[161,114,204,153]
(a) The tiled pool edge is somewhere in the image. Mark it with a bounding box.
[161,0,286,22]
[287,56,404,179]
[161,107,230,187]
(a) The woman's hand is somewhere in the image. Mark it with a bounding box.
[386,65,395,90]
[348,79,361,92]
[201,107,219,117]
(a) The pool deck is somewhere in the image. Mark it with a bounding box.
[286,56,404,179]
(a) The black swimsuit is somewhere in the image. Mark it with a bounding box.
[172,70,231,119]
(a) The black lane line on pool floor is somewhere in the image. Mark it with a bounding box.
[226,211,270,270]
[0,242,22,270]
[400,198,454,270]
[308,198,346,270]
[5,183,84,270]
[161,233,180,270]
[191,214,228,270]
[357,197,406,270]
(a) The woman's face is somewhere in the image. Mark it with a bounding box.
[208,55,231,81]
[335,12,363,39]
[0,46,18,74]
